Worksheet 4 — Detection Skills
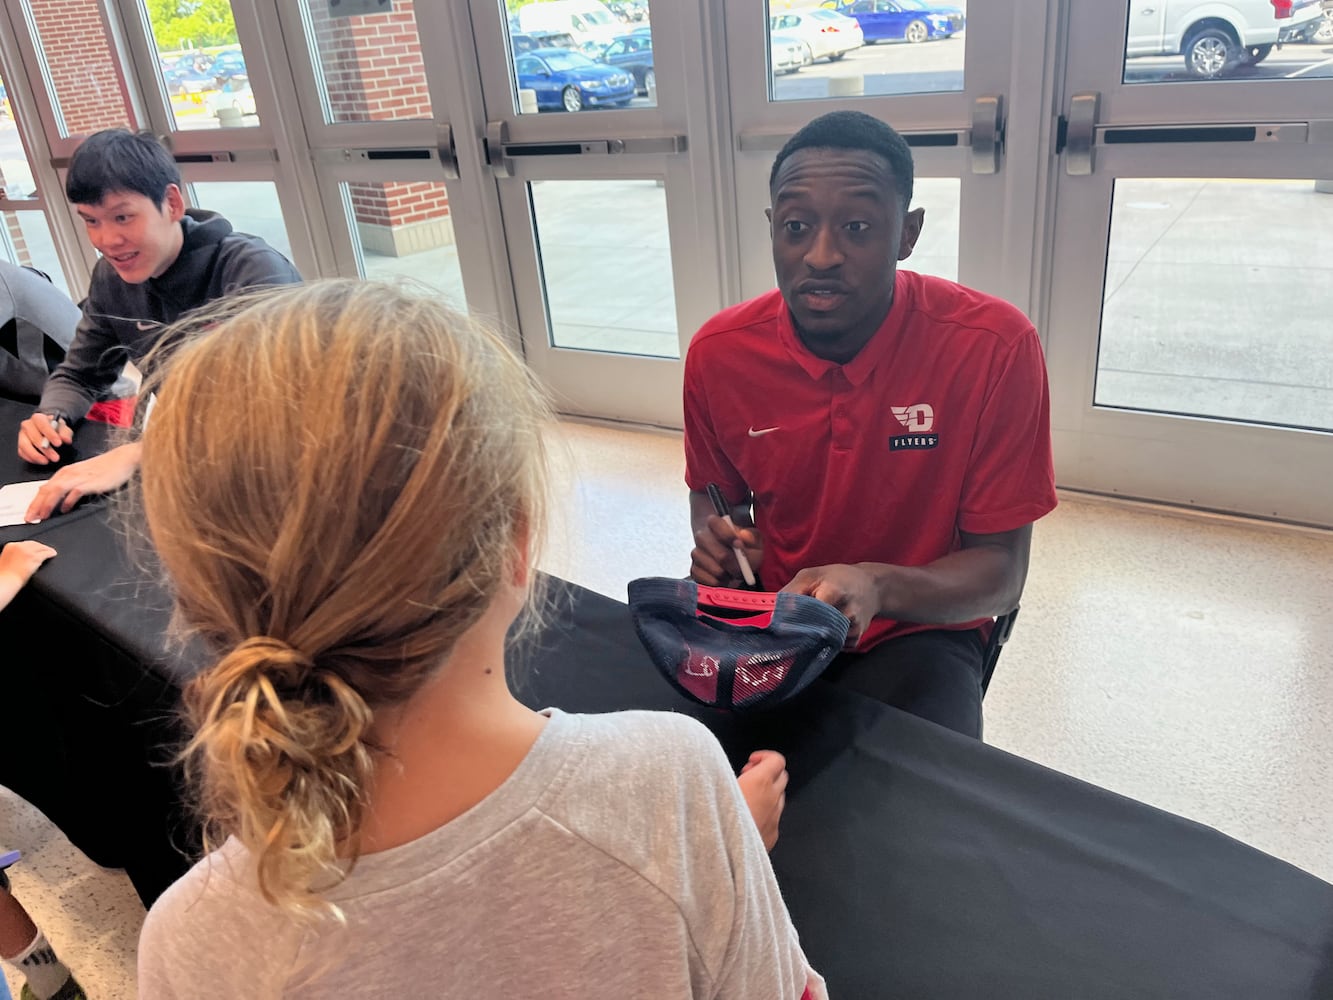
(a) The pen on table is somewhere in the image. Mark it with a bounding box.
[705,482,757,588]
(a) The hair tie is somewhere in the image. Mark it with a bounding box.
[220,635,315,690]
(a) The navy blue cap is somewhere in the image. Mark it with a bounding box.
[627,577,851,711]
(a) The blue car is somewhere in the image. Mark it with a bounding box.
[598,34,654,95]
[822,0,964,44]
[161,60,215,97]
[206,49,248,86]
[515,48,636,111]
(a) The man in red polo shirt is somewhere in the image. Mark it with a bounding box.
[685,110,1056,738]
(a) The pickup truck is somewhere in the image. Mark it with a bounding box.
[1125,0,1326,78]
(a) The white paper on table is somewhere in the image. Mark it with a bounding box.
[0,481,43,527]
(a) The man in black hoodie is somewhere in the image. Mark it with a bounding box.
[16,129,301,521]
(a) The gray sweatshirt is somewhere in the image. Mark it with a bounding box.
[0,261,81,402]
[138,709,827,1000]
[38,209,301,421]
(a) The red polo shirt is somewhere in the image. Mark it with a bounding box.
[683,269,1057,650]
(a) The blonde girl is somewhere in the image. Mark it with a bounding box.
[135,281,825,999]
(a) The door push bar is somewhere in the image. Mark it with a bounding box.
[1063,91,1320,175]
[736,96,1006,175]
[485,120,686,178]
[310,125,459,179]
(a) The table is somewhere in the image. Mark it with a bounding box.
[0,398,192,903]
[2,397,1331,998]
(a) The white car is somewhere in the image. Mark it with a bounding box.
[1125,0,1325,77]
[769,9,865,63]
[771,31,810,74]
[209,74,257,118]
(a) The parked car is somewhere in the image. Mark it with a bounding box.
[512,30,581,54]
[161,60,214,97]
[1302,0,1333,40]
[1124,0,1324,77]
[516,0,625,51]
[206,49,247,86]
[769,9,865,62]
[210,74,257,117]
[821,0,964,43]
[514,47,636,111]
[606,1,647,22]
[598,34,654,94]
[771,31,810,74]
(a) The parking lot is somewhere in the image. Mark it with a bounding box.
[766,33,1333,102]
[772,33,965,100]
[1124,40,1333,82]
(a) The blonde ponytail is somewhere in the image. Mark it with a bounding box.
[182,637,375,913]
[138,280,549,916]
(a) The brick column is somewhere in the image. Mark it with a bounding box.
[309,0,452,257]
[27,0,134,136]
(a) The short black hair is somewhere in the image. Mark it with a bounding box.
[769,111,914,209]
[65,129,180,208]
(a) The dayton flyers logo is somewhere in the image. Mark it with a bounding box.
[889,403,939,451]
[891,403,935,433]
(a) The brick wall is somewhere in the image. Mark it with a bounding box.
[21,0,448,256]
[28,0,133,136]
[3,212,31,267]
[308,0,450,246]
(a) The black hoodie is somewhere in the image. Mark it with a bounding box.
[39,208,301,421]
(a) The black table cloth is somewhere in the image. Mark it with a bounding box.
[1,397,1331,998]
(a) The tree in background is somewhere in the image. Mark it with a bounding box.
[145,0,239,50]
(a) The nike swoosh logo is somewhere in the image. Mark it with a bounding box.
[136,321,160,331]
[748,426,780,437]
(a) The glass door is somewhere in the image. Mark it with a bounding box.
[465,0,727,428]
[1044,1,1333,526]
[0,45,77,293]
[0,0,315,279]
[723,0,1050,314]
[272,0,507,318]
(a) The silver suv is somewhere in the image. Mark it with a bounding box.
[1125,0,1325,78]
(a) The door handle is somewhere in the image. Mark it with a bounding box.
[438,123,459,180]
[485,120,513,178]
[1065,92,1100,175]
[970,95,1004,175]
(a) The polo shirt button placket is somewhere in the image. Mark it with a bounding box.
[831,372,853,452]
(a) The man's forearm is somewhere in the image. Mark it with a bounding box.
[863,545,1025,625]
[39,337,124,422]
[37,372,97,424]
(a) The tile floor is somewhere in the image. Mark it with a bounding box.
[4,418,1332,998]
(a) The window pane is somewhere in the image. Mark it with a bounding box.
[0,211,71,297]
[506,1,655,113]
[530,179,679,359]
[0,96,37,200]
[339,181,466,311]
[1096,178,1333,432]
[23,0,134,136]
[186,181,292,260]
[141,1,258,131]
[1122,3,1333,84]
[303,0,433,124]
[0,78,70,294]
[906,177,958,282]
[768,0,965,102]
